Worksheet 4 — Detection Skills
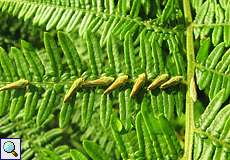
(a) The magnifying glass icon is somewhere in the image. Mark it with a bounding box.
[3,141,18,157]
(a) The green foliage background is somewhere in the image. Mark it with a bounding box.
[0,0,229,160]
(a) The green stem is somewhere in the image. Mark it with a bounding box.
[183,0,195,159]
[193,23,230,27]
[195,63,230,78]
[194,128,230,149]
[183,0,192,24]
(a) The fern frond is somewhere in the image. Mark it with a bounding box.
[109,96,183,160]
[0,5,188,157]
[0,30,186,130]
[140,95,182,159]
[0,0,183,47]
[193,0,230,47]
[70,108,119,158]
[0,113,65,160]
[195,39,230,101]
[1,0,224,160]
[0,31,85,125]
[192,89,230,159]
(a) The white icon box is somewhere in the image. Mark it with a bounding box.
[0,138,21,160]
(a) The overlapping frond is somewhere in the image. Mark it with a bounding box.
[109,96,183,160]
[138,96,182,159]
[0,113,65,160]
[191,1,230,159]
[0,0,184,59]
[0,112,101,160]
[192,89,230,159]
[193,0,230,47]
[195,38,230,101]
[0,0,183,28]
